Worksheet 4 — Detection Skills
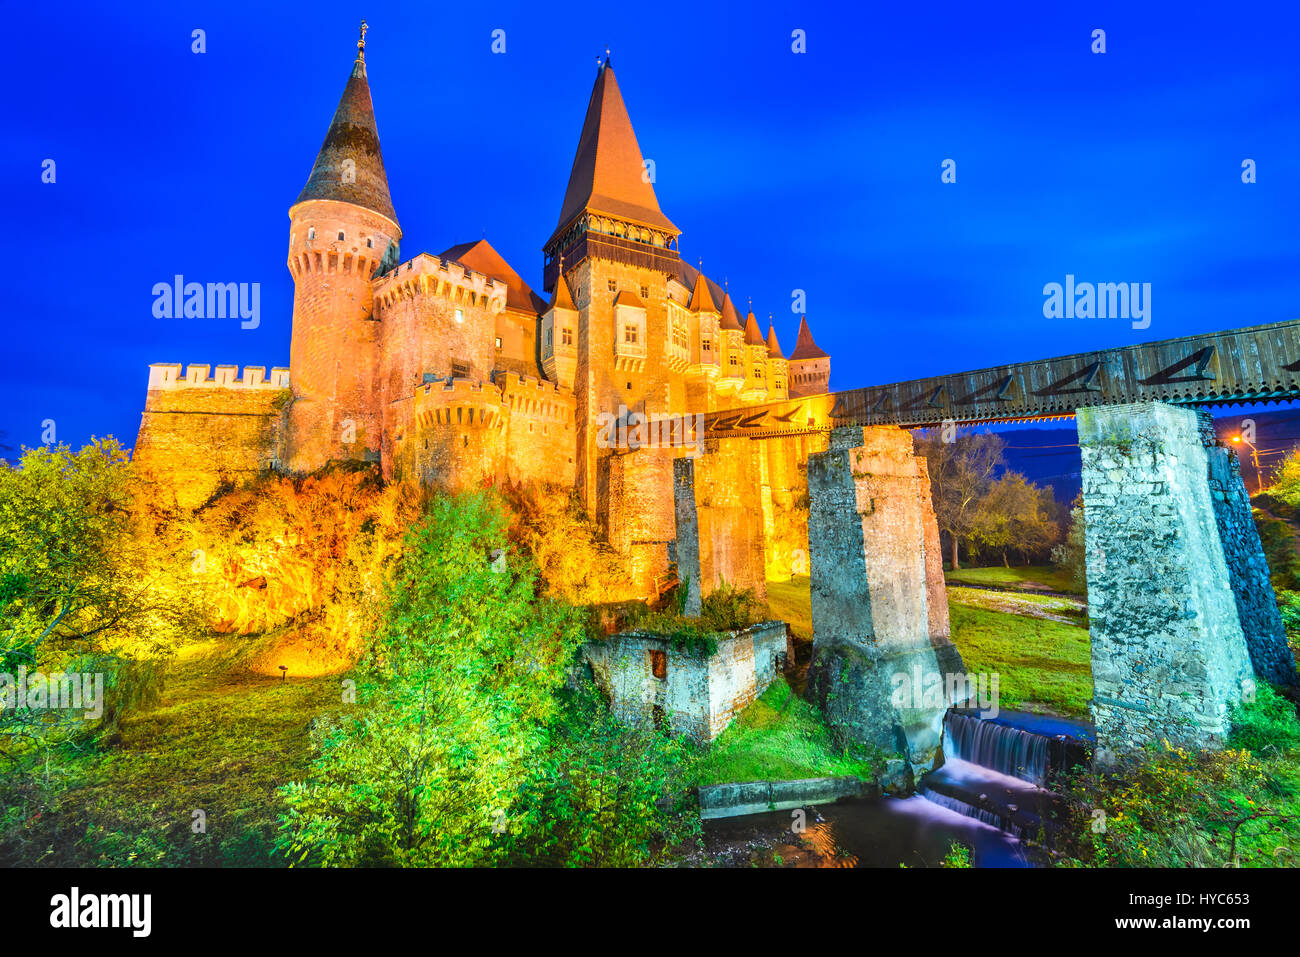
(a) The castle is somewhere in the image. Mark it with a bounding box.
[134,26,831,593]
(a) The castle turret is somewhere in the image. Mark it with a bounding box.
[716,292,745,394]
[765,321,789,400]
[543,55,683,511]
[740,307,769,401]
[788,316,830,397]
[541,263,579,391]
[285,21,402,472]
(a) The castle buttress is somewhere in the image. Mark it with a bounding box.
[133,29,831,591]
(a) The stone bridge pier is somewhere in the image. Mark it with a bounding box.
[673,440,768,616]
[1078,402,1296,758]
[802,426,962,775]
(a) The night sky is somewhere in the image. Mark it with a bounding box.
[4,1,1298,461]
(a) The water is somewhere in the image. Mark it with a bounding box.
[944,710,1051,785]
[699,709,1091,867]
[697,794,1041,868]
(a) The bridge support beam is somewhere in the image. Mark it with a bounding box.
[1079,402,1269,756]
[673,440,768,617]
[805,426,963,776]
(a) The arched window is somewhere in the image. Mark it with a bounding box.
[307,227,316,240]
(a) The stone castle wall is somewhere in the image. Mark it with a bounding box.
[134,364,290,510]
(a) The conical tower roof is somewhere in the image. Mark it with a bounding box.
[689,272,718,313]
[719,292,744,332]
[789,316,829,360]
[549,272,577,312]
[744,309,765,346]
[294,25,399,227]
[766,323,785,359]
[548,57,677,246]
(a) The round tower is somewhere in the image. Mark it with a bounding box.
[286,22,401,472]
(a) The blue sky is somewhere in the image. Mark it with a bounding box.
[3,1,1298,455]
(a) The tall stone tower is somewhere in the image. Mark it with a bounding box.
[286,23,401,472]
[541,56,682,512]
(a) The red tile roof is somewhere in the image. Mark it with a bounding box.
[439,239,547,315]
[549,59,678,246]
[788,316,829,360]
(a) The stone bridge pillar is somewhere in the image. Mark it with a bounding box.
[1078,402,1283,757]
[673,440,768,616]
[804,426,963,775]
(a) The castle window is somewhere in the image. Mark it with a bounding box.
[640,285,648,299]
[337,231,345,241]
[495,337,502,349]
[561,328,573,346]
[366,238,374,248]
[649,649,667,681]
[702,338,711,352]
[545,330,552,346]
[307,227,316,240]
[729,354,740,367]
[452,360,470,378]
[455,309,464,324]
[623,325,638,344]
[607,279,617,293]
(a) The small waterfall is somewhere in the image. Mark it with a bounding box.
[943,711,1050,786]
[918,789,1026,838]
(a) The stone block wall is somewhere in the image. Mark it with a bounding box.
[757,433,827,581]
[804,425,960,772]
[134,364,289,510]
[600,447,677,599]
[673,440,768,615]
[1078,402,1257,752]
[1198,418,1297,687]
[583,621,790,742]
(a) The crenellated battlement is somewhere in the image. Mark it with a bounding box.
[373,253,508,314]
[147,363,291,391]
[411,376,506,430]
[494,371,577,423]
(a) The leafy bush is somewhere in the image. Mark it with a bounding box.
[628,583,767,656]
[503,679,700,866]
[1228,684,1300,755]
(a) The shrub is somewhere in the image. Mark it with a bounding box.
[1228,684,1300,755]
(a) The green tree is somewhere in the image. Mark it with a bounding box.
[914,430,1004,569]
[278,491,587,867]
[968,472,1063,566]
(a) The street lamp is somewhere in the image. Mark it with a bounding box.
[1231,434,1263,493]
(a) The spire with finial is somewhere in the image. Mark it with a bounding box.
[293,22,399,226]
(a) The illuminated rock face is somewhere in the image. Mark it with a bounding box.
[803,426,961,776]
[1078,402,1266,755]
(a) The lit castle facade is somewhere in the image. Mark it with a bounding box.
[134,27,830,580]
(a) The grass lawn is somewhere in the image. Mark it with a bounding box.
[945,564,1083,595]
[947,585,1086,624]
[765,576,812,642]
[695,678,878,785]
[9,637,342,867]
[949,603,1092,717]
